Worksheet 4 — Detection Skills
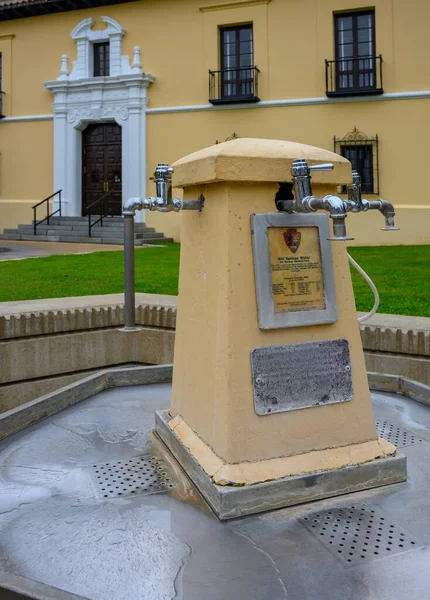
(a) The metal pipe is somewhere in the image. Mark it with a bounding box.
[123,214,136,330]
[123,197,144,216]
[348,171,368,212]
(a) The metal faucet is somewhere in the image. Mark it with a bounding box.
[282,159,353,241]
[347,170,399,231]
[276,159,399,240]
[123,163,204,216]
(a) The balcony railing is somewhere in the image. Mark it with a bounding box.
[209,66,260,104]
[0,91,5,119]
[325,55,383,97]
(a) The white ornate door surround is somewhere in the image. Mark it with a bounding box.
[44,17,154,222]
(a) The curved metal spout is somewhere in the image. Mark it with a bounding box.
[368,199,400,231]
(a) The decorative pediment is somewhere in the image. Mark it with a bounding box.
[71,16,125,41]
[61,16,135,80]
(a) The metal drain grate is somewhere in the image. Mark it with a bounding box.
[376,420,424,447]
[91,455,175,499]
[301,506,419,566]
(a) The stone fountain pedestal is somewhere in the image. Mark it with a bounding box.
[155,138,406,519]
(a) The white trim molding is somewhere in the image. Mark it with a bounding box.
[147,89,430,114]
[2,89,430,120]
[43,17,154,222]
[199,0,270,11]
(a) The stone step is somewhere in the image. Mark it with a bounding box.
[21,223,120,232]
[23,225,154,236]
[2,230,165,241]
[47,216,124,223]
[0,233,24,240]
[0,233,174,245]
[37,220,124,228]
[20,234,63,242]
[134,232,166,240]
[51,229,163,239]
[137,237,174,245]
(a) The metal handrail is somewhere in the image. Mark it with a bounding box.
[88,190,118,237]
[32,190,62,235]
[325,55,383,95]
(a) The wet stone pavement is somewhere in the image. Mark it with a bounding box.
[0,384,430,600]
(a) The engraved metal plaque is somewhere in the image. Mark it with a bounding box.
[251,338,353,415]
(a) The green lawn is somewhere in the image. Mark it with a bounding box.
[0,244,181,301]
[0,244,428,317]
[348,245,429,317]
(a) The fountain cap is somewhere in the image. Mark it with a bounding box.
[172,138,351,188]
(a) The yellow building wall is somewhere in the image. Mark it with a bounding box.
[2,0,430,113]
[0,121,53,230]
[145,99,430,245]
[0,0,429,243]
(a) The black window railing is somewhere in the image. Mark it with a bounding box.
[209,66,260,105]
[0,91,5,119]
[325,55,383,97]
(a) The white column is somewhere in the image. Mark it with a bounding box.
[109,34,122,76]
[52,88,69,216]
[138,96,148,224]
[69,123,82,216]
[123,81,149,224]
[73,38,89,79]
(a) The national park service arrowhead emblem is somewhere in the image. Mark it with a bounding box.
[284,228,301,254]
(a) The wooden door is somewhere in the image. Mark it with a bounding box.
[82,123,122,216]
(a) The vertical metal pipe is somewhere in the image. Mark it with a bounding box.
[124,214,136,329]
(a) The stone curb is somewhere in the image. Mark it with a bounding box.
[1,295,428,361]
[0,303,177,340]
[367,372,430,407]
[360,323,430,357]
[0,364,173,441]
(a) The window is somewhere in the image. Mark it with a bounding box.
[209,24,259,104]
[326,10,383,96]
[93,42,110,77]
[335,11,376,91]
[334,128,379,194]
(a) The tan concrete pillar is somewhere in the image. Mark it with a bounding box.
[155,138,406,519]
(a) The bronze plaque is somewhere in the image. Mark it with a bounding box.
[251,339,353,415]
[268,226,325,313]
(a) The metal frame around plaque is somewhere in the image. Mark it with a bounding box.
[251,212,337,329]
